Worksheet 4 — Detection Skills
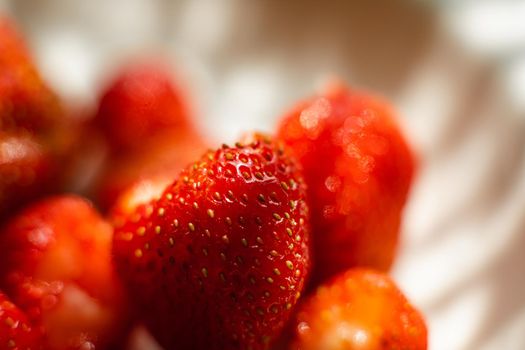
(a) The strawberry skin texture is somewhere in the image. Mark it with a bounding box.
[0,196,129,349]
[0,291,41,350]
[277,84,414,284]
[290,269,427,350]
[113,136,310,349]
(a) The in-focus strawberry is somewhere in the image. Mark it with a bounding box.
[277,83,414,285]
[289,269,427,350]
[0,196,129,349]
[0,290,41,350]
[113,135,310,349]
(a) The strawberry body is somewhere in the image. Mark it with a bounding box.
[0,17,68,219]
[93,61,193,153]
[0,17,62,134]
[290,269,427,350]
[113,136,310,349]
[89,61,207,210]
[0,291,41,350]
[277,84,414,284]
[0,196,129,349]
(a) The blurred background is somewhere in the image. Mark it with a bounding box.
[1,0,525,349]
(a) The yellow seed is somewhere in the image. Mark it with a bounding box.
[284,212,291,219]
[166,193,173,200]
[273,213,281,221]
[256,236,264,244]
[286,260,293,270]
[225,217,232,225]
[134,249,143,258]
[255,172,263,180]
[205,229,211,237]
[155,226,161,234]
[266,277,274,284]
[270,250,278,257]
[241,238,248,247]
[188,222,195,232]
[207,209,215,218]
[222,235,229,244]
[281,182,289,190]
[225,153,234,160]
[173,219,179,227]
[286,303,292,310]
[193,202,199,209]
[169,237,175,246]
[273,268,281,276]
[220,252,227,261]
[286,228,293,237]
[213,192,221,200]
[158,208,165,217]
[295,235,301,242]
[295,269,301,277]
[202,268,208,278]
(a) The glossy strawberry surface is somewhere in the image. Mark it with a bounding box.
[290,269,427,350]
[113,136,310,349]
[277,84,414,285]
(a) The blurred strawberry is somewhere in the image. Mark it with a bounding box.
[289,269,427,350]
[0,17,62,135]
[0,196,129,349]
[0,17,71,219]
[89,61,207,211]
[93,61,195,153]
[277,83,414,285]
[0,290,41,349]
[95,129,206,211]
[113,135,310,349]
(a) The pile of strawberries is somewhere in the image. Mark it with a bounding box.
[0,16,427,350]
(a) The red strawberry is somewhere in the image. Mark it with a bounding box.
[93,61,194,153]
[0,17,63,135]
[88,61,207,210]
[277,83,414,285]
[0,196,129,349]
[289,269,427,350]
[113,135,310,349]
[0,17,71,220]
[0,291,41,350]
[95,129,207,211]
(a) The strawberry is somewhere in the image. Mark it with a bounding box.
[0,291,41,350]
[89,61,207,210]
[289,269,427,350]
[95,129,207,211]
[0,195,129,349]
[0,16,70,219]
[112,135,310,349]
[0,17,63,135]
[93,61,194,153]
[277,83,414,285]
